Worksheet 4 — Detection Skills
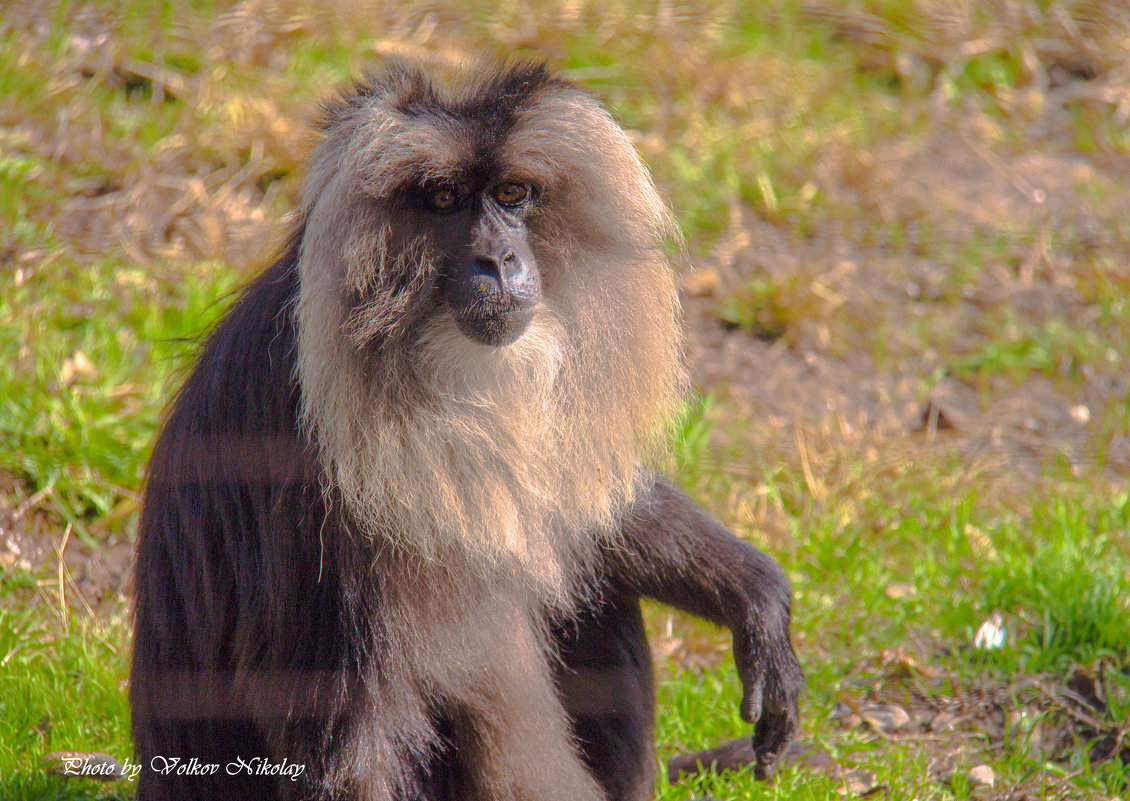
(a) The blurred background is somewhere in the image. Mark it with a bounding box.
[0,1,1127,798]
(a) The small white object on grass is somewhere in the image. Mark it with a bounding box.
[967,764,996,787]
[973,610,1006,650]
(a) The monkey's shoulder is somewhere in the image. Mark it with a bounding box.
[149,252,309,488]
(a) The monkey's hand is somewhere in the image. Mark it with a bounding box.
[732,599,803,778]
[613,476,804,779]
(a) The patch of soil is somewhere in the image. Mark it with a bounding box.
[830,652,1130,799]
[669,651,1129,798]
[852,128,1126,231]
[682,122,1130,484]
[0,473,131,615]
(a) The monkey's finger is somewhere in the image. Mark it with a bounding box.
[751,706,797,780]
[733,630,767,724]
[739,678,763,725]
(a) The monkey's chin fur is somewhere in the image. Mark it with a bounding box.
[291,262,678,605]
[297,292,677,610]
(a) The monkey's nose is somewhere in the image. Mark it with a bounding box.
[471,249,519,283]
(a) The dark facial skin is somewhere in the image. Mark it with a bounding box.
[424,180,541,347]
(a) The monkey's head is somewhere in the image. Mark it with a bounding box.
[294,57,685,600]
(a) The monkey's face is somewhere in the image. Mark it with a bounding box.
[300,60,685,376]
[416,179,541,347]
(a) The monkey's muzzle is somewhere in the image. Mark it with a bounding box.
[446,249,541,347]
[452,300,537,347]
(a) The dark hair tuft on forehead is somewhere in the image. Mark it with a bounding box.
[314,60,432,130]
[316,57,566,132]
[476,60,556,109]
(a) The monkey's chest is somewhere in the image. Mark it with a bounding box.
[376,561,551,703]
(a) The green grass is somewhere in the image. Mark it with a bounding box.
[650,473,1130,798]
[0,256,238,540]
[0,573,132,801]
[981,495,1130,669]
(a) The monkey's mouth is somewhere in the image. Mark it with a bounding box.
[453,304,536,347]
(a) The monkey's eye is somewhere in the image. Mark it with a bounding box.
[493,183,530,207]
[429,188,459,212]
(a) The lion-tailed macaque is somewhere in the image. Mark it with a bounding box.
[130,58,802,801]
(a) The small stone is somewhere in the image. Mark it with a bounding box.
[839,768,878,796]
[973,611,1006,650]
[928,710,956,732]
[967,764,995,787]
[860,702,910,732]
[883,582,916,599]
[60,351,98,386]
[829,701,862,729]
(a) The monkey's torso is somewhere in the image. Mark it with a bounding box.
[131,256,657,800]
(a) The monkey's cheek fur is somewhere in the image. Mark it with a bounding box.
[453,306,537,347]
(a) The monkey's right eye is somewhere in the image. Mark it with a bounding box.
[493,182,530,206]
[429,188,458,212]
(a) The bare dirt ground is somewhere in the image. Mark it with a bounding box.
[685,125,1129,486]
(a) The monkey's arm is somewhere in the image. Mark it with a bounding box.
[607,476,803,777]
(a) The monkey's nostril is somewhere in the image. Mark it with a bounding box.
[473,256,499,274]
